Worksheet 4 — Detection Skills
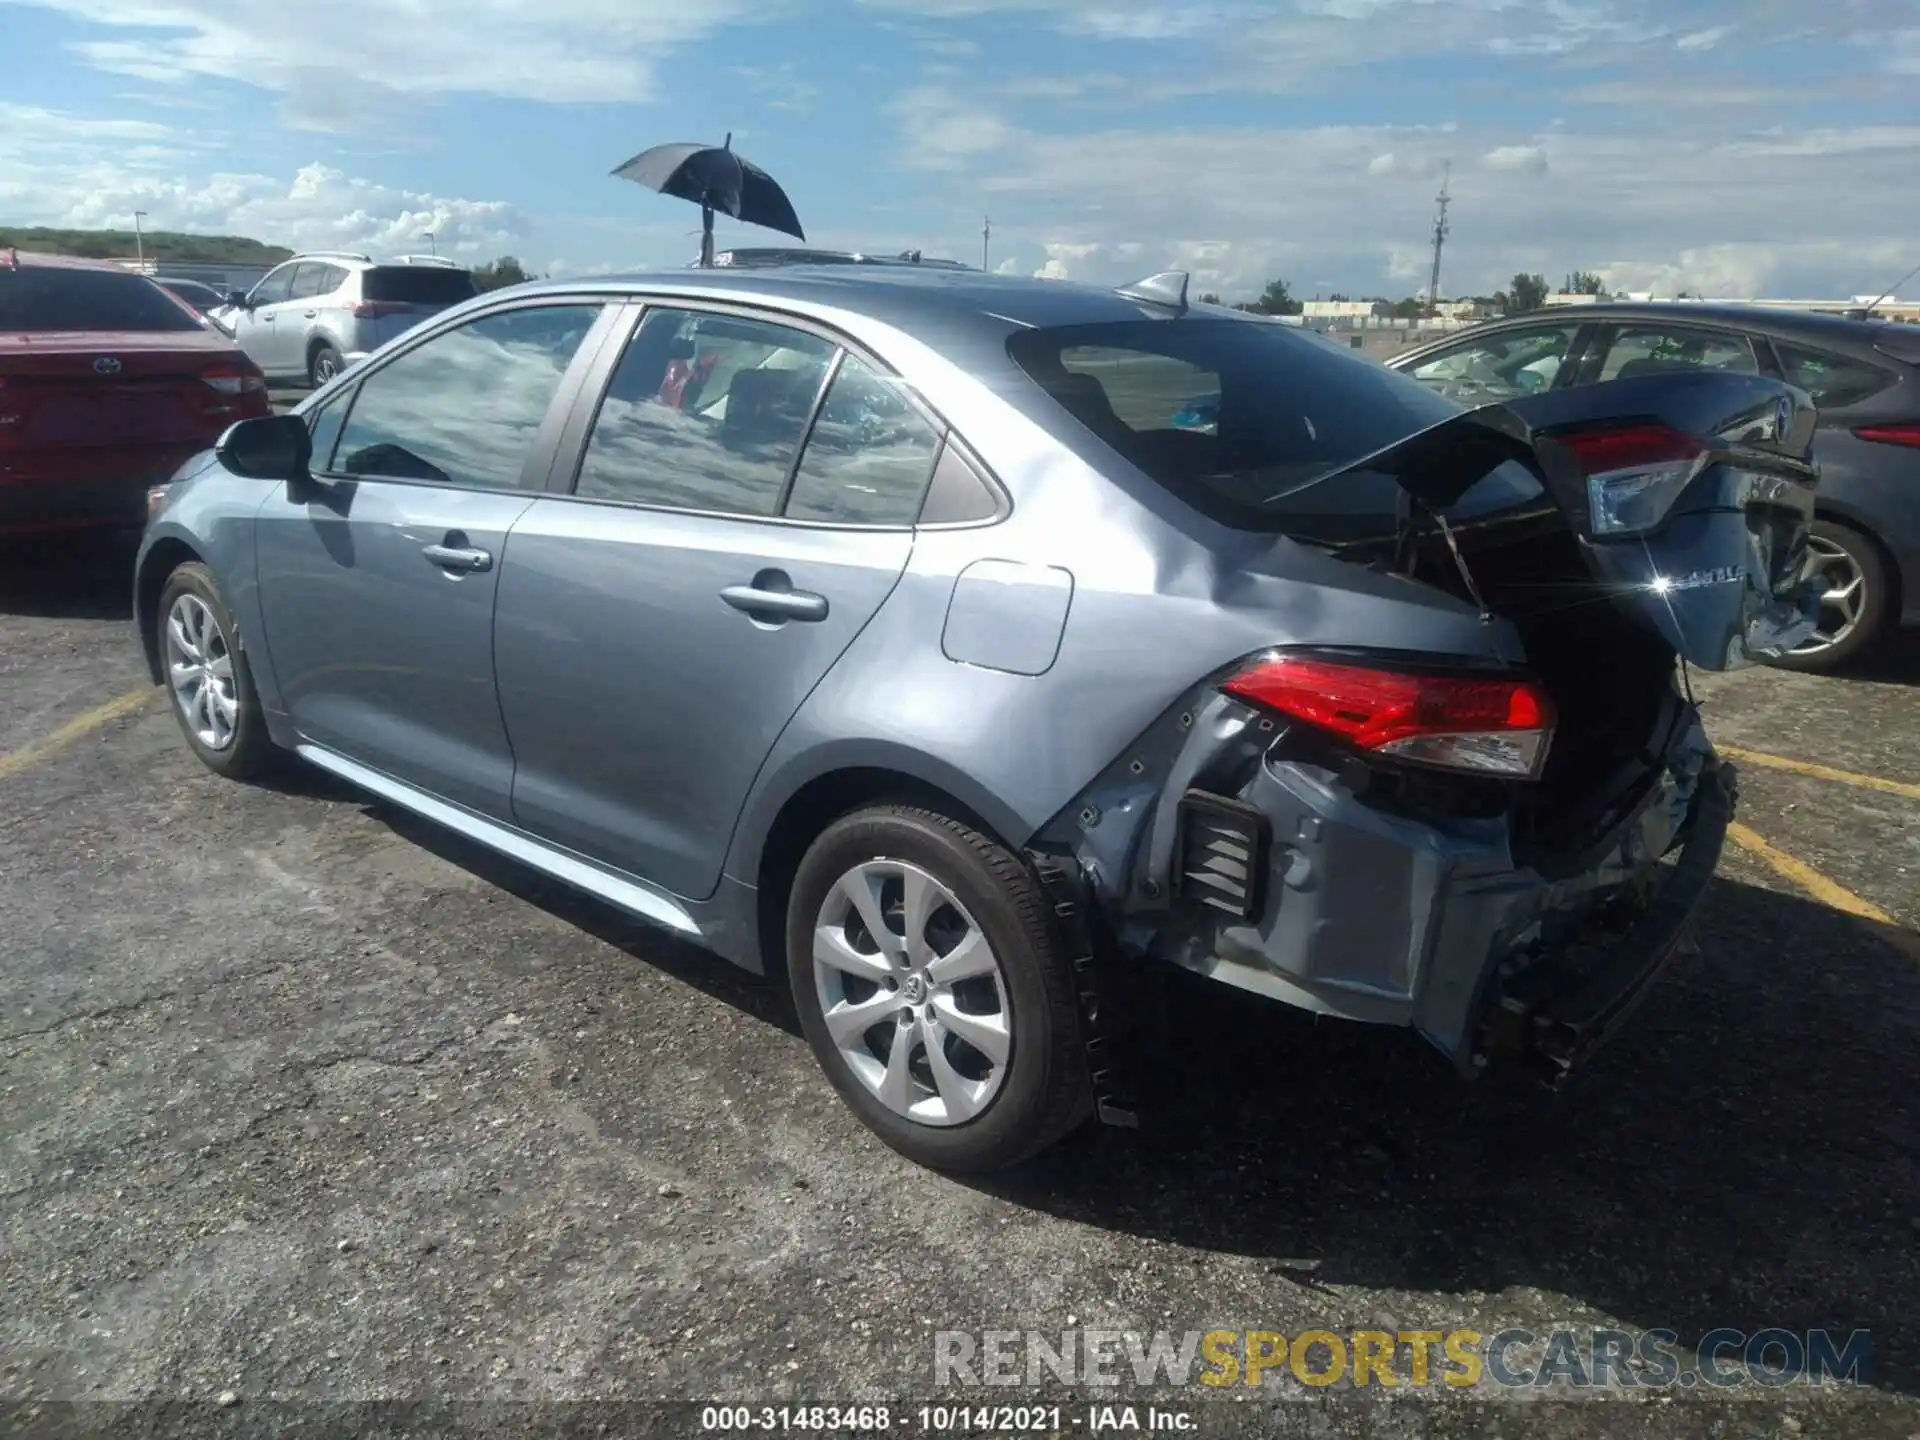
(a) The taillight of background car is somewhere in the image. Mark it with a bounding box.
[1222,655,1556,779]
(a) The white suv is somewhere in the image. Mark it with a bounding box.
[212,252,479,387]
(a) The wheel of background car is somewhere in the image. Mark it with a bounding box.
[157,562,280,780]
[1769,519,1890,673]
[784,805,1092,1172]
[309,342,345,388]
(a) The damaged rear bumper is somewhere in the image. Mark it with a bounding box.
[1090,689,1729,1084]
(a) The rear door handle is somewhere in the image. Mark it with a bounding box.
[302,310,317,318]
[720,583,828,623]
[423,543,493,574]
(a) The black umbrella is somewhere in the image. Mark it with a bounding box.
[610,133,805,267]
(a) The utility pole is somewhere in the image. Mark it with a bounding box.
[982,216,990,272]
[1426,162,1451,318]
[133,210,147,273]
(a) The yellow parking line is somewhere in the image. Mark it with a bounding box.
[0,687,156,782]
[1726,821,1920,964]
[1718,745,1920,803]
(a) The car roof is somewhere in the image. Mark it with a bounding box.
[1443,301,1911,349]
[510,263,1268,353]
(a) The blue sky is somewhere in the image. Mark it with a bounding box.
[2,0,1917,301]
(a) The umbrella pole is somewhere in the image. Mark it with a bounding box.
[700,204,714,267]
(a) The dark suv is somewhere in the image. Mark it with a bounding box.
[1390,303,1920,670]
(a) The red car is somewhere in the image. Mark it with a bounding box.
[0,248,270,537]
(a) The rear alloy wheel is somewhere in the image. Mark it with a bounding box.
[158,562,279,780]
[1770,519,1889,672]
[786,806,1091,1172]
[309,343,345,388]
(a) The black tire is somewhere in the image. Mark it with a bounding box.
[1769,519,1890,673]
[308,342,345,389]
[785,805,1091,1173]
[155,561,280,780]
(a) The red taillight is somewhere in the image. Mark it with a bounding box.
[199,360,267,397]
[1547,420,1709,537]
[1222,656,1556,779]
[1854,422,1920,450]
[1551,421,1705,474]
[350,301,409,319]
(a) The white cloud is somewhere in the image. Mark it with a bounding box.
[883,89,1920,301]
[0,105,533,260]
[0,0,760,126]
[1482,144,1548,174]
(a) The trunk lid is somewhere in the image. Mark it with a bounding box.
[1284,370,1821,670]
[0,329,261,452]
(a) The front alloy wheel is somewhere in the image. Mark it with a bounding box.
[155,561,279,779]
[165,591,238,751]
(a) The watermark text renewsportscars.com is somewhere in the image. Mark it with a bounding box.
[934,1327,1872,1393]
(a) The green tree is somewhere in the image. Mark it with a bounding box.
[1509,273,1550,313]
[1565,270,1606,295]
[1197,291,1221,306]
[1238,277,1301,316]
[472,255,537,291]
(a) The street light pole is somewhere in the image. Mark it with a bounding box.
[424,231,436,257]
[133,210,147,272]
[982,216,990,272]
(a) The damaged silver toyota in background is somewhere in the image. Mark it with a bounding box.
[135,262,1819,1173]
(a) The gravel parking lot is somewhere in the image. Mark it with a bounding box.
[3,535,1918,1438]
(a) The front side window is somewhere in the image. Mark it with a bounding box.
[249,265,296,307]
[574,307,834,516]
[1405,325,1582,401]
[1596,326,1758,382]
[783,355,944,524]
[327,303,602,488]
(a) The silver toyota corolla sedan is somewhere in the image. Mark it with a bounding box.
[133,264,1819,1172]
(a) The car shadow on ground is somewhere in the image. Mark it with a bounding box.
[982,874,1920,1395]
[369,802,799,1037]
[0,535,138,621]
[344,790,1920,1394]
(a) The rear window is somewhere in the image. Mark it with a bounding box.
[0,266,203,333]
[1774,341,1898,410]
[1006,318,1460,533]
[360,266,480,305]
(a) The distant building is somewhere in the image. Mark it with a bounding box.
[1303,299,1387,319]
[1549,290,1920,323]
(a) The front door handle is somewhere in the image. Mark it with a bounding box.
[721,583,828,623]
[423,543,493,574]
[302,310,317,318]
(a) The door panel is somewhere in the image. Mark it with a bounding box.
[494,502,912,897]
[252,300,609,818]
[256,481,536,816]
[491,301,937,899]
[226,262,296,376]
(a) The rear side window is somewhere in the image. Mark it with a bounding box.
[360,266,480,305]
[1596,326,1757,381]
[1007,318,1458,532]
[1773,342,1896,410]
[783,355,944,524]
[573,307,834,516]
[0,267,204,332]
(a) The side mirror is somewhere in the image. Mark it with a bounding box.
[215,414,312,481]
[226,290,251,309]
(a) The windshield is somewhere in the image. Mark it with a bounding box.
[361,266,479,305]
[0,267,204,333]
[1007,318,1471,534]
